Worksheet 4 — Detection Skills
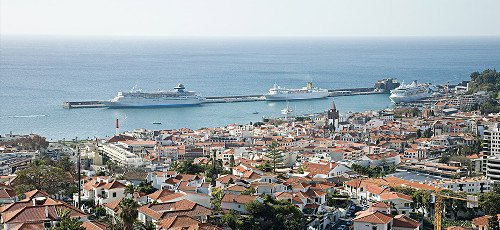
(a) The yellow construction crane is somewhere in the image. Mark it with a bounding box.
[434,193,478,230]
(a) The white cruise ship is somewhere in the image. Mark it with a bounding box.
[104,84,204,108]
[264,82,330,101]
[389,81,431,103]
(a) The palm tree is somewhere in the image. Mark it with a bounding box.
[118,198,139,230]
[124,184,136,197]
[53,209,85,230]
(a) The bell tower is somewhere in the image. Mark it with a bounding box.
[327,99,339,131]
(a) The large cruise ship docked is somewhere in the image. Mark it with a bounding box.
[389,81,431,103]
[104,84,204,108]
[264,82,330,101]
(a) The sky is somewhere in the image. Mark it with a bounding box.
[1,0,500,37]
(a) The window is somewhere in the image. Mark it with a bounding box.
[372,226,377,230]
[113,192,116,198]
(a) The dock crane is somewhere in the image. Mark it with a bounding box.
[434,193,478,230]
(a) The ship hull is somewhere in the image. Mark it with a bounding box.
[389,93,430,103]
[265,91,330,101]
[103,98,203,108]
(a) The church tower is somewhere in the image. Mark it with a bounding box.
[327,99,339,131]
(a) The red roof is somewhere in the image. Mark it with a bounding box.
[353,211,393,224]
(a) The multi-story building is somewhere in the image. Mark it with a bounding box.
[486,154,500,183]
[432,177,492,193]
[483,123,500,183]
[100,142,144,167]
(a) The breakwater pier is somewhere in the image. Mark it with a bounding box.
[62,87,384,108]
[63,79,397,109]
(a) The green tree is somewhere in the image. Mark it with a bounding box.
[124,184,136,196]
[177,159,205,175]
[52,209,85,230]
[118,198,139,230]
[229,155,235,168]
[489,215,500,230]
[245,196,305,230]
[266,142,283,173]
[466,69,500,114]
[423,128,433,138]
[479,191,500,215]
[137,181,157,194]
[14,161,73,196]
[241,187,256,195]
[94,206,107,218]
[210,188,224,214]
[206,150,223,186]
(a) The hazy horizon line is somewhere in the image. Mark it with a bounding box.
[2,34,500,40]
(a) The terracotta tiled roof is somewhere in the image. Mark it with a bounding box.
[242,171,260,180]
[1,197,61,214]
[138,199,211,220]
[0,187,16,199]
[353,211,393,224]
[158,215,222,230]
[366,185,390,195]
[102,180,126,190]
[2,203,86,224]
[380,192,413,201]
[177,181,197,192]
[393,215,421,229]
[10,223,44,230]
[372,202,390,208]
[158,215,200,229]
[303,162,338,176]
[444,227,471,230]
[216,174,238,184]
[221,194,257,204]
[158,192,186,203]
[22,190,49,200]
[226,185,247,192]
[81,221,108,230]
[473,215,500,227]
[147,189,176,200]
[103,198,123,211]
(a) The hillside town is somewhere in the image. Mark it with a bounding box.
[1,70,500,230]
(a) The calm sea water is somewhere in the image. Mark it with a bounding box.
[1,37,499,140]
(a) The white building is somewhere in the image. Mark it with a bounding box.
[432,177,492,194]
[100,142,144,167]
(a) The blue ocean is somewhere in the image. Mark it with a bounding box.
[1,36,499,140]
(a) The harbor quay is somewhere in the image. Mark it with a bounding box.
[62,79,394,109]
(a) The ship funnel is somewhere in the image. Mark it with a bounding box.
[307,82,313,89]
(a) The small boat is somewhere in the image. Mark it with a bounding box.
[252,111,259,114]
[153,122,162,125]
[281,102,293,115]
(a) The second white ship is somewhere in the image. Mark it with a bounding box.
[264,82,330,101]
[389,80,431,103]
[104,84,204,108]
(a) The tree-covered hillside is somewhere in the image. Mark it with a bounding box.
[467,69,500,114]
